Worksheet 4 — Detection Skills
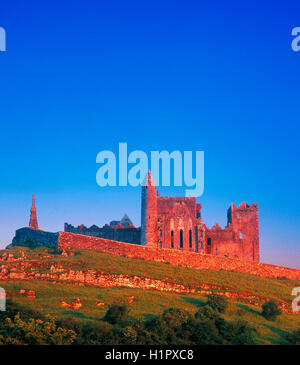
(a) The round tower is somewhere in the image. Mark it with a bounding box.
[141,170,157,247]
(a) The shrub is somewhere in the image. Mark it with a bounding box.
[81,321,115,345]
[56,317,84,345]
[261,300,282,321]
[286,329,300,345]
[118,325,138,345]
[0,314,76,345]
[195,305,221,321]
[226,320,258,345]
[162,308,191,328]
[207,294,228,313]
[103,304,129,325]
[187,318,224,345]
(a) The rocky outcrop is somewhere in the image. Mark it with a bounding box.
[0,263,295,313]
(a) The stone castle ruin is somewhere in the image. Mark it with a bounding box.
[141,171,259,262]
[12,171,259,263]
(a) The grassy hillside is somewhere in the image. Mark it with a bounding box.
[0,246,299,344]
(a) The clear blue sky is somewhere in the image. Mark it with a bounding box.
[0,0,299,268]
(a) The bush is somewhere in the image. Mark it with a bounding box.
[162,308,191,328]
[226,320,258,345]
[0,314,76,345]
[186,318,224,345]
[195,306,221,321]
[56,317,84,345]
[103,304,129,325]
[286,329,300,345]
[261,300,282,321]
[207,294,228,313]
[81,321,115,345]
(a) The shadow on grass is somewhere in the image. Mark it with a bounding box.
[60,310,103,322]
[143,313,156,321]
[262,323,289,338]
[181,296,206,308]
[236,303,261,316]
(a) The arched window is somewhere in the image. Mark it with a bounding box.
[180,229,183,248]
[201,230,203,237]
[195,226,198,249]
[189,229,192,248]
[171,230,174,248]
[201,241,203,249]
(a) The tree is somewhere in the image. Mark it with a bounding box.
[207,294,228,313]
[81,321,115,345]
[286,329,300,345]
[195,305,221,321]
[261,300,282,321]
[103,304,129,325]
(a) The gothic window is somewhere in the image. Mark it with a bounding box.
[160,230,163,237]
[240,232,243,239]
[200,230,203,237]
[180,229,183,248]
[201,241,203,249]
[171,230,174,248]
[195,240,198,253]
[207,237,211,246]
[189,229,192,248]
[216,247,218,256]
[195,226,198,249]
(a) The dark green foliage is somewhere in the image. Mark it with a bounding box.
[286,329,300,345]
[195,305,221,321]
[0,300,260,345]
[221,320,258,345]
[103,304,129,325]
[261,300,282,321]
[56,317,84,345]
[81,321,115,345]
[207,294,228,313]
[184,318,224,345]
[162,308,191,328]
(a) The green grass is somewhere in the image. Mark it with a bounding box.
[1,246,300,344]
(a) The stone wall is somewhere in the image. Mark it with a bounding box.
[65,223,140,245]
[58,232,300,280]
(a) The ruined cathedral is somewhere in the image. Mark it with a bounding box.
[141,171,259,262]
[12,171,259,263]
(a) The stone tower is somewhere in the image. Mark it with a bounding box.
[141,170,157,247]
[29,193,39,230]
[227,202,259,262]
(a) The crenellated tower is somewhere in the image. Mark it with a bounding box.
[141,170,157,247]
[29,193,39,230]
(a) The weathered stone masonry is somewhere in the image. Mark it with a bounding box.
[58,232,300,280]
[141,171,259,263]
